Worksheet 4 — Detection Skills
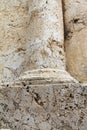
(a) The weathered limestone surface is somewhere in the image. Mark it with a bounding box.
[0,0,29,82]
[0,78,87,130]
[0,0,65,82]
[26,0,64,70]
[64,0,87,83]
[0,0,87,130]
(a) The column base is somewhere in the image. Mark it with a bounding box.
[19,68,78,85]
[0,68,78,86]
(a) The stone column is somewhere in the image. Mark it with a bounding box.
[64,0,87,83]
[21,0,74,82]
[0,0,75,83]
[26,0,64,70]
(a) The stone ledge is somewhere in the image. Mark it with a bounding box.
[19,69,77,84]
[0,74,87,130]
[0,69,78,88]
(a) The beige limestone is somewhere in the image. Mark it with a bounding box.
[0,0,29,81]
[20,0,75,91]
[0,1,87,130]
[0,0,66,82]
[64,0,87,83]
[26,0,65,70]
[0,78,87,130]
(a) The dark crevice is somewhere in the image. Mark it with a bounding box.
[73,18,79,23]
[61,0,67,52]
[33,92,43,106]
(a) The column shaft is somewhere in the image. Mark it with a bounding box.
[26,0,65,70]
[20,0,75,83]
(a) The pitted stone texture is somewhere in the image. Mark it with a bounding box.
[26,0,65,70]
[0,0,29,81]
[64,0,87,83]
[0,81,87,130]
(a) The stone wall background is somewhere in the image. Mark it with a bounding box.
[64,0,87,83]
[0,0,29,81]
